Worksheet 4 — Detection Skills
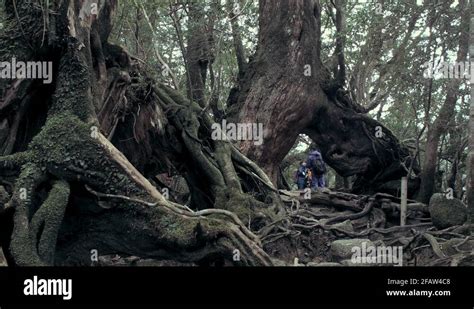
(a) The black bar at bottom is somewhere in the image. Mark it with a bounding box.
[0,267,472,307]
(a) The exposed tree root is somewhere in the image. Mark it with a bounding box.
[120,81,287,229]
[4,114,273,266]
[29,180,70,264]
[0,0,274,266]
[9,163,47,265]
[262,189,473,266]
[0,152,28,173]
[325,200,374,224]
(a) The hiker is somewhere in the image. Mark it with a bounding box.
[295,161,308,190]
[306,149,326,189]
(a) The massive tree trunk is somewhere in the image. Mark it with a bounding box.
[417,0,469,204]
[0,0,274,266]
[228,0,417,195]
[228,0,327,184]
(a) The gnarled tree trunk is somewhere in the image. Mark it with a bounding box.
[228,0,417,195]
[0,0,274,266]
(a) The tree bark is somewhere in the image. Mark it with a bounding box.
[0,0,273,266]
[229,0,417,195]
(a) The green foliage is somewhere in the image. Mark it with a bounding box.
[110,0,258,106]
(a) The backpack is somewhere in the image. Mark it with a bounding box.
[313,159,326,175]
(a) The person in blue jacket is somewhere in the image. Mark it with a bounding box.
[295,161,308,190]
[306,149,327,189]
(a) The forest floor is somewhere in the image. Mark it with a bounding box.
[94,188,473,267]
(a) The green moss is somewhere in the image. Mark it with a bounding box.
[26,112,142,198]
[0,0,42,62]
[215,188,256,220]
[153,212,199,247]
[29,113,92,163]
[48,50,96,122]
[33,180,70,263]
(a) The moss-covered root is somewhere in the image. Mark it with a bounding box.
[0,152,29,173]
[29,180,70,265]
[9,163,47,266]
[217,224,274,266]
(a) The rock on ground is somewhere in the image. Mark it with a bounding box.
[340,259,375,266]
[306,262,342,266]
[330,239,374,261]
[429,193,468,229]
[271,258,288,266]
